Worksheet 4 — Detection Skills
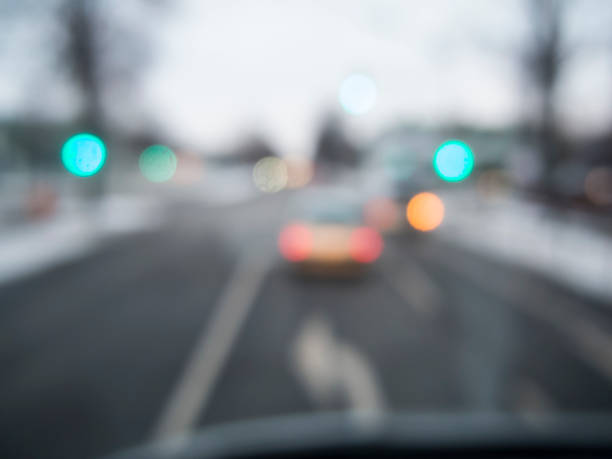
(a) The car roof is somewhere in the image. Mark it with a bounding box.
[287,186,363,223]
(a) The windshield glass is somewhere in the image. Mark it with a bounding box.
[304,205,362,224]
[290,189,363,224]
[2,1,612,458]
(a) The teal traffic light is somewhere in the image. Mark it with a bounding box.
[139,145,177,182]
[433,140,474,182]
[61,133,106,177]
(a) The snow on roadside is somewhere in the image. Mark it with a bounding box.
[436,190,612,301]
[0,195,162,286]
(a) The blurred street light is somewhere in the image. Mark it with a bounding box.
[338,73,377,116]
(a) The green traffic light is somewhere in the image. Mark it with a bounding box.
[433,140,474,182]
[139,145,177,182]
[61,133,106,177]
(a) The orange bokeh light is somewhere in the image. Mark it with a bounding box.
[406,192,445,232]
[584,167,612,206]
[364,197,399,232]
[285,159,314,189]
[172,152,204,185]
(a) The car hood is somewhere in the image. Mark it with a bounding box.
[106,412,612,459]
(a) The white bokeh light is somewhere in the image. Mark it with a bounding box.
[338,73,378,116]
[252,157,288,193]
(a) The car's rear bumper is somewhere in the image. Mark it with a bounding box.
[293,259,367,277]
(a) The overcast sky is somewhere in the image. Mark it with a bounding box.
[2,0,612,156]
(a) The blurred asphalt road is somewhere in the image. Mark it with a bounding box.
[1,193,612,459]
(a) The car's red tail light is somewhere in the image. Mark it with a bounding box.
[349,227,383,263]
[278,223,313,262]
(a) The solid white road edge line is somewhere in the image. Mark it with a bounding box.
[153,249,271,439]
